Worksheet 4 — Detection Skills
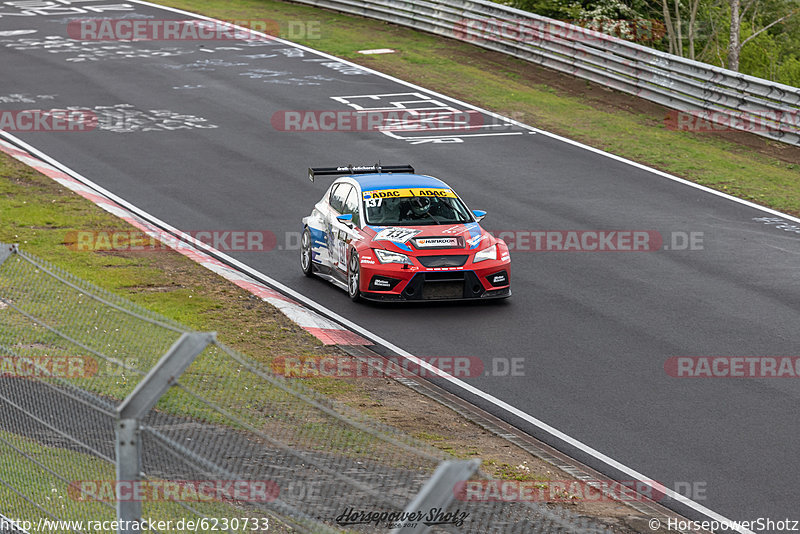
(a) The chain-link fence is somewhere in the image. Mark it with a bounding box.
[0,243,612,533]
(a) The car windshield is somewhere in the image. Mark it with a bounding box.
[362,192,473,226]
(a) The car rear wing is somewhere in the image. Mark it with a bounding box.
[308,164,415,182]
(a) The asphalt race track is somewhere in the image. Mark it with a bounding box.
[2,2,799,529]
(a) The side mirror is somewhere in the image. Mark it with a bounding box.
[472,209,487,222]
[336,213,354,225]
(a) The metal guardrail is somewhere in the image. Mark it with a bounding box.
[295,0,800,145]
[0,243,611,533]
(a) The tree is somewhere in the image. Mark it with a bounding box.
[498,0,800,85]
[687,0,701,58]
[726,0,798,71]
[660,0,714,60]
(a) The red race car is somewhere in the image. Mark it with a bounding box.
[301,164,511,302]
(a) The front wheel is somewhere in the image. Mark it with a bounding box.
[301,228,313,277]
[347,249,361,302]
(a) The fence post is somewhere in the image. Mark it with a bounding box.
[115,418,141,532]
[390,459,480,534]
[115,332,215,534]
[0,243,17,266]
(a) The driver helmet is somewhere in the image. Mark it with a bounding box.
[410,196,431,217]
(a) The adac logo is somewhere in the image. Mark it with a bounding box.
[418,189,448,197]
[410,188,456,198]
[364,190,402,199]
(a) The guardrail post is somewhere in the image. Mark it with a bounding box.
[390,459,480,534]
[115,332,215,534]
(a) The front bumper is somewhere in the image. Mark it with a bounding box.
[360,265,511,302]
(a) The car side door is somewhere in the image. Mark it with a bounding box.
[340,185,363,265]
[327,182,352,273]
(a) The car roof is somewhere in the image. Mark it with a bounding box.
[348,173,451,192]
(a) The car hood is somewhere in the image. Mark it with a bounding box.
[360,222,493,253]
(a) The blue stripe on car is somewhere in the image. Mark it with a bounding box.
[466,223,482,249]
[354,174,450,192]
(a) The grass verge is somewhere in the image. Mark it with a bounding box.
[0,431,252,526]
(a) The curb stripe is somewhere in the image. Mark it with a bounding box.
[0,138,371,346]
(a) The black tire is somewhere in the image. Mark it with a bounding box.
[300,228,313,277]
[347,249,361,302]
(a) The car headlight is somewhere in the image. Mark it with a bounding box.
[374,248,413,265]
[473,244,497,263]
